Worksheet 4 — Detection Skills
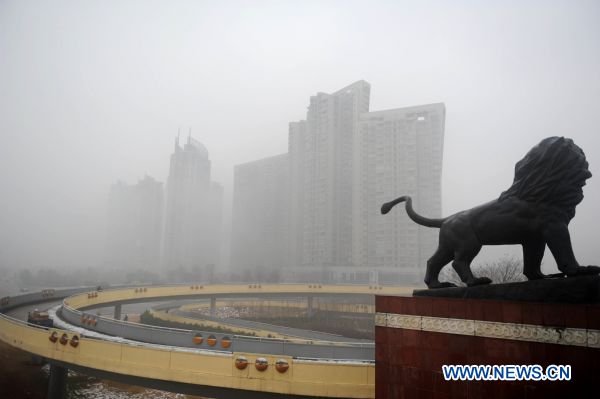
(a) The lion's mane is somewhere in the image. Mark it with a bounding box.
[499,136,591,218]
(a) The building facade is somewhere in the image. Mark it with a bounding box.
[355,104,445,284]
[287,121,307,273]
[163,136,222,272]
[287,81,371,280]
[231,154,288,277]
[105,175,164,271]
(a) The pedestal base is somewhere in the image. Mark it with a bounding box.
[414,274,600,303]
[375,295,600,398]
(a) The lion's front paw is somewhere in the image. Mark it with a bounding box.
[563,265,600,276]
[544,272,566,278]
[524,271,547,280]
[427,281,457,289]
[467,277,492,287]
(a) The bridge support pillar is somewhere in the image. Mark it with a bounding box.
[307,296,314,316]
[210,297,216,317]
[114,304,122,320]
[46,363,67,399]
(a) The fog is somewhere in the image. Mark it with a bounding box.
[1,0,599,283]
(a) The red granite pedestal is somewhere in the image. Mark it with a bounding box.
[375,295,600,398]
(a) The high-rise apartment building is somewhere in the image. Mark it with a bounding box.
[163,136,222,271]
[231,154,288,274]
[355,104,445,284]
[233,81,443,284]
[285,81,444,284]
[105,175,164,271]
[288,81,371,279]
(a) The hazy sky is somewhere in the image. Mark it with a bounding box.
[1,0,599,271]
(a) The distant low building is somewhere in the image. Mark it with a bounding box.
[207,181,224,272]
[231,154,288,278]
[105,175,164,271]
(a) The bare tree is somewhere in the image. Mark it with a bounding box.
[438,265,464,287]
[474,255,527,284]
[437,255,527,286]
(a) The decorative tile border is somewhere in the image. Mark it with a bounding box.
[375,312,600,349]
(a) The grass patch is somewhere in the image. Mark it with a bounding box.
[140,311,256,336]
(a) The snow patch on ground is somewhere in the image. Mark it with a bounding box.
[71,381,190,399]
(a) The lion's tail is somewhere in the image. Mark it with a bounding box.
[380,196,445,228]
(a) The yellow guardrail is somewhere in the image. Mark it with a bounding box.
[0,313,373,397]
[148,309,292,339]
[149,309,367,345]
[152,297,376,342]
[64,284,412,310]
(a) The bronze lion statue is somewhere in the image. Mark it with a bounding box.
[381,136,599,289]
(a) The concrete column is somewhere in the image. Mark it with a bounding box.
[210,297,216,317]
[46,364,67,399]
[307,296,314,316]
[114,303,122,320]
[369,270,379,286]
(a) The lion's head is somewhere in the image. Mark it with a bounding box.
[499,136,592,218]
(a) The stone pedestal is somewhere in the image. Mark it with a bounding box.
[375,294,600,398]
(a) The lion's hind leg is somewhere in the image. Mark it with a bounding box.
[452,245,492,287]
[424,247,455,289]
[452,260,492,287]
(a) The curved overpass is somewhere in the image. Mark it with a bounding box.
[1,284,413,398]
[60,284,392,359]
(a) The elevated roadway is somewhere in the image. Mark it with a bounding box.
[167,310,370,343]
[1,284,413,398]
